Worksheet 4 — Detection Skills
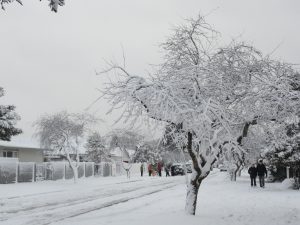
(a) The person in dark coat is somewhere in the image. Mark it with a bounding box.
[248,164,257,186]
[148,164,152,177]
[256,159,267,188]
[140,163,144,177]
[165,164,170,177]
[157,162,163,177]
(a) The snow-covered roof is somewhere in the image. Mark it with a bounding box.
[109,147,136,161]
[0,140,46,151]
[109,147,122,157]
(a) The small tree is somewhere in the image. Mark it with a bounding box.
[133,141,161,163]
[35,111,95,183]
[0,87,22,141]
[85,132,109,163]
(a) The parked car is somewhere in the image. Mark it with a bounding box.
[186,163,192,173]
[218,164,228,172]
[171,163,185,176]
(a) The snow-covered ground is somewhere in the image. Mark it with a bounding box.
[0,172,299,225]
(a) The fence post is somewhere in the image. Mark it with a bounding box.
[15,161,19,183]
[286,166,290,179]
[83,162,86,178]
[92,162,95,177]
[63,162,66,180]
[32,163,35,182]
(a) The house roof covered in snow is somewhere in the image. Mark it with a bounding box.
[109,147,135,160]
[0,140,47,151]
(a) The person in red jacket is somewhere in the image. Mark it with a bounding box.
[148,163,152,176]
[157,162,163,177]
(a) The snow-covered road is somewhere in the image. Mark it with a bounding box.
[1,172,300,225]
[0,176,184,225]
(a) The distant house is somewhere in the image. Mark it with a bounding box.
[0,144,45,163]
[109,147,134,163]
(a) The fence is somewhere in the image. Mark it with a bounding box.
[0,159,142,184]
[0,160,95,184]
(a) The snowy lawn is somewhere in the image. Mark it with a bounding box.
[0,172,299,225]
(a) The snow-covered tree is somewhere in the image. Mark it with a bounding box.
[100,15,300,215]
[0,87,22,141]
[133,141,161,163]
[34,111,95,183]
[1,0,65,12]
[264,116,300,179]
[85,132,109,163]
[100,15,243,215]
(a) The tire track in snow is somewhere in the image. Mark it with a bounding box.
[0,179,181,225]
[43,183,179,225]
[0,179,153,215]
[0,178,143,201]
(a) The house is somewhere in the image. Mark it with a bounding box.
[109,147,134,163]
[0,143,45,163]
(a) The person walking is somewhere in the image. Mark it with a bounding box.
[148,163,152,177]
[248,164,257,187]
[256,159,267,188]
[165,165,170,177]
[157,162,162,177]
[140,163,144,177]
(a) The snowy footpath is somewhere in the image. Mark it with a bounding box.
[0,172,299,225]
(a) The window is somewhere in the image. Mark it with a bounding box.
[2,151,18,158]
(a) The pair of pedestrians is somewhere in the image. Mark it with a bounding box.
[142,162,163,177]
[248,159,267,188]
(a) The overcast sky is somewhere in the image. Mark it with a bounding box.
[0,0,300,146]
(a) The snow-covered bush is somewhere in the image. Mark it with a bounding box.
[280,178,295,190]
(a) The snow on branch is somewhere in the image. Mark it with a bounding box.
[0,0,65,12]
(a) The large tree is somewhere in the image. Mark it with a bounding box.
[0,87,22,141]
[100,15,299,215]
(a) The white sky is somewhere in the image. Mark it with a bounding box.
[0,0,300,146]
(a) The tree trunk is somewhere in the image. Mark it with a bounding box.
[66,156,78,183]
[232,166,239,181]
[237,165,243,177]
[180,147,188,185]
[185,175,203,215]
[184,131,207,215]
[72,166,78,183]
[231,171,236,181]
